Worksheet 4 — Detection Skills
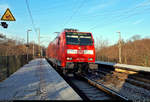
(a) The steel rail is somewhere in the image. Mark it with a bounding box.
[46,58,129,101]
[81,75,129,101]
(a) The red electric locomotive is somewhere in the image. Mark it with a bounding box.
[47,28,95,74]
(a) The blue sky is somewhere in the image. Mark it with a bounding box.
[0,0,150,47]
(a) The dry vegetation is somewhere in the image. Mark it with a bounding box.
[96,35,150,67]
[0,33,46,81]
[0,33,46,56]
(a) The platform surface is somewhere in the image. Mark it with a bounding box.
[96,61,150,72]
[0,58,82,100]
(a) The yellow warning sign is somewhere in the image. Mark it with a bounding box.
[1,8,16,21]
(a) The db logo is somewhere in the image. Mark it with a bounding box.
[77,50,83,54]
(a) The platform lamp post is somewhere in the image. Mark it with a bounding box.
[32,41,35,59]
[117,31,122,64]
[36,28,41,57]
[27,29,32,63]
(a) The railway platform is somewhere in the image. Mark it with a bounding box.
[0,58,82,100]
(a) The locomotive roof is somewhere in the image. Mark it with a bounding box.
[63,31,92,34]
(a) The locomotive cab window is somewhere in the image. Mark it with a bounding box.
[79,35,93,45]
[65,32,93,45]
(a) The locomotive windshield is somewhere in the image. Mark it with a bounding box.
[66,32,93,45]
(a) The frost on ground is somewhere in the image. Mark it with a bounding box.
[0,58,81,100]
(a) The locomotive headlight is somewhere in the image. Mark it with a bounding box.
[67,49,77,54]
[88,58,93,61]
[84,50,93,54]
[67,57,72,60]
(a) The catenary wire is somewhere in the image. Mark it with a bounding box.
[61,0,87,28]
[25,0,37,33]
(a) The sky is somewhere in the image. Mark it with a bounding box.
[0,0,150,47]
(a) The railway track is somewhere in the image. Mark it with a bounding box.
[46,58,150,101]
[65,76,114,100]
[56,72,129,101]
[69,75,129,101]
[86,67,150,101]
[91,69,150,90]
[46,59,129,101]
[81,74,128,100]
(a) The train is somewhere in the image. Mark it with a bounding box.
[46,28,95,74]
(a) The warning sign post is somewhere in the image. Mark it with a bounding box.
[1,8,16,21]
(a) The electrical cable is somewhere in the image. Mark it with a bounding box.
[73,0,150,25]
[25,0,37,33]
[88,8,150,31]
[88,1,150,31]
[86,0,150,18]
[62,0,87,28]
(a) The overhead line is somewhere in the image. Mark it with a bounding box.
[88,1,150,31]
[71,0,150,29]
[25,0,36,33]
[88,7,150,31]
[88,0,150,18]
[62,0,87,28]
[76,0,150,25]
